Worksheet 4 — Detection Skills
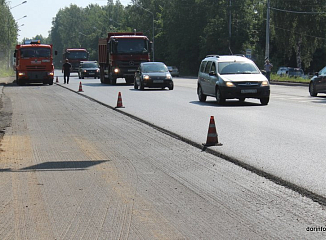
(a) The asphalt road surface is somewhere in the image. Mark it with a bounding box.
[1,77,326,239]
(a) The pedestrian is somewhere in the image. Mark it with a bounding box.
[264,59,273,81]
[62,59,72,84]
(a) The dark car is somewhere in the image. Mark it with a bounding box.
[309,66,326,96]
[78,61,100,79]
[167,66,179,77]
[134,62,174,90]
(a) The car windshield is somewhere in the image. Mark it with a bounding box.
[20,47,51,58]
[218,62,260,75]
[142,64,168,73]
[82,63,98,68]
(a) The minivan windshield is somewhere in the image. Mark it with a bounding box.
[218,62,260,75]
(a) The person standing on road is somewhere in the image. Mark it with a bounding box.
[264,59,273,81]
[62,59,72,84]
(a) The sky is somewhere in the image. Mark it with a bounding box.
[9,0,132,42]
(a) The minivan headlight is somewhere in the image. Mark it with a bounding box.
[226,81,235,87]
[261,80,269,86]
[166,73,172,79]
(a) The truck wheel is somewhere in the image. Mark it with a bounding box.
[49,80,53,85]
[110,77,117,85]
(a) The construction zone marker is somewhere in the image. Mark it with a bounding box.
[202,116,222,149]
[78,81,84,92]
[115,92,125,108]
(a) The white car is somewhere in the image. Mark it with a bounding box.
[197,55,270,105]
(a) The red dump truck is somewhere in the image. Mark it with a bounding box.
[63,48,89,72]
[98,32,151,84]
[14,40,57,86]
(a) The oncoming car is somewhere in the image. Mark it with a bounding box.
[78,61,100,79]
[197,55,270,105]
[134,62,174,90]
[167,66,179,77]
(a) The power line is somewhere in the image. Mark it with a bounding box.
[271,7,326,14]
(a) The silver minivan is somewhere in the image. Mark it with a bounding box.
[197,55,270,105]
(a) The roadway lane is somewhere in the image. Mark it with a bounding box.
[2,76,326,239]
[54,71,326,199]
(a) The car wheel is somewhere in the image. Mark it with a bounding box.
[78,74,81,79]
[169,82,174,90]
[309,82,317,97]
[239,98,245,102]
[215,87,225,104]
[134,79,138,89]
[197,85,207,102]
[260,97,269,105]
[140,81,144,90]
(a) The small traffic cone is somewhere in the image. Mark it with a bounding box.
[203,116,222,147]
[78,81,83,92]
[56,76,59,83]
[115,92,125,108]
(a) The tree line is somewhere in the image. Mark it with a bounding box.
[3,0,326,75]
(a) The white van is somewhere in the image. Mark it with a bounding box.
[197,55,270,105]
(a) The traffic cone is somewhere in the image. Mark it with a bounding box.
[203,116,222,147]
[56,76,59,83]
[78,81,83,92]
[115,92,125,108]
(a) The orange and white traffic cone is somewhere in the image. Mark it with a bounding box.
[78,81,83,92]
[56,76,59,83]
[203,116,222,147]
[115,92,125,108]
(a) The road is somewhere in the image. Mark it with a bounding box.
[52,71,326,199]
[1,75,326,239]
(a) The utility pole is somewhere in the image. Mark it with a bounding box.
[265,0,270,60]
[228,0,232,52]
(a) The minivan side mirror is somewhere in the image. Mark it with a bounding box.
[209,71,216,76]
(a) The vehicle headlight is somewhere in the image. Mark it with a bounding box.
[96,69,99,72]
[18,72,25,76]
[226,81,235,87]
[261,80,269,86]
[114,68,120,73]
[48,72,54,76]
[166,74,172,79]
[143,75,150,80]
[83,70,87,73]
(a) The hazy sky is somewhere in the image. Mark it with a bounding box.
[9,0,132,42]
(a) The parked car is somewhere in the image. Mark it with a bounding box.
[197,55,270,105]
[134,62,174,90]
[167,66,179,77]
[309,66,326,96]
[277,67,304,77]
[78,61,100,79]
[277,67,289,75]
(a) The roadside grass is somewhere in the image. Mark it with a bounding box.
[271,73,310,83]
[0,64,14,78]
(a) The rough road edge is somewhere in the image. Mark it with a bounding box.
[0,77,14,150]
